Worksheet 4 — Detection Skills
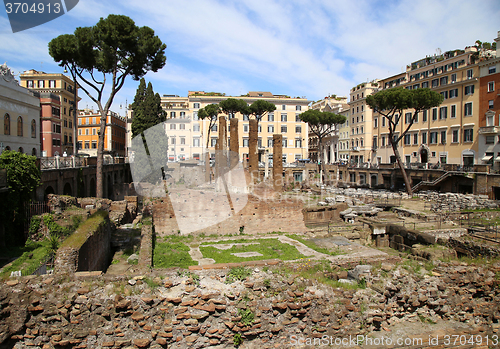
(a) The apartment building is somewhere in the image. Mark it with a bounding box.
[160,95,203,162]
[372,46,483,167]
[478,31,500,170]
[77,109,126,157]
[19,70,80,155]
[337,108,350,163]
[0,64,40,156]
[36,92,61,157]
[348,81,379,165]
[309,96,349,163]
[161,91,309,164]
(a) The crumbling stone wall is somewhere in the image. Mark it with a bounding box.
[54,211,112,274]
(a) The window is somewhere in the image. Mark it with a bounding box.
[464,85,475,95]
[295,125,301,133]
[464,102,473,116]
[404,134,410,145]
[281,114,287,122]
[374,118,378,128]
[180,112,185,118]
[467,69,473,79]
[268,125,274,133]
[193,112,199,121]
[451,105,456,118]
[295,138,302,148]
[295,114,301,122]
[489,100,494,110]
[452,129,459,143]
[451,74,457,83]
[464,129,473,142]
[78,129,82,136]
[268,113,274,122]
[170,124,176,130]
[413,133,418,145]
[432,108,438,121]
[373,136,377,148]
[405,112,412,124]
[441,91,448,100]
[440,131,446,144]
[27,80,34,88]
[282,137,287,148]
[430,131,438,144]
[92,128,96,135]
[243,114,249,121]
[421,81,429,88]
[17,116,23,136]
[432,79,439,88]
[382,118,386,127]
[422,110,428,123]
[211,138,217,147]
[422,132,427,144]
[439,106,447,119]
[243,138,249,147]
[170,137,176,145]
[4,114,10,135]
[440,76,448,86]
[267,138,273,147]
[296,106,301,111]
[180,138,185,145]
[489,66,497,74]
[49,80,56,88]
[193,138,200,147]
[170,112,176,118]
[488,82,495,92]
[360,126,364,133]
[381,136,386,147]
[413,84,419,90]
[179,124,185,130]
[193,103,200,109]
[243,124,249,133]
[486,136,495,144]
[282,105,286,111]
[450,88,458,98]
[38,80,44,88]
[92,141,97,149]
[193,124,200,132]
[281,125,287,133]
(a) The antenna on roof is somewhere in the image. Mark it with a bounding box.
[436,48,442,55]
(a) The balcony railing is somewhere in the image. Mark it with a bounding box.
[38,156,126,170]
[478,126,500,135]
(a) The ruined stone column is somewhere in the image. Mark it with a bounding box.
[229,118,239,169]
[249,119,259,182]
[273,134,283,192]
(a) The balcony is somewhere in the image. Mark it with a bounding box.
[478,126,500,135]
[351,146,360,151]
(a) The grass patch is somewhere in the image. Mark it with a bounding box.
[293,259,367,290]
[0,239,53,279]
[226,266,252,283]
[286,234,343,256]
[60,211,108,250]
[153,240,197,269]
[199,238,304,263]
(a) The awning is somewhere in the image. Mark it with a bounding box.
[495,156,500,162]
[481,156,493,162]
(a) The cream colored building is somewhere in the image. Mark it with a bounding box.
[19,70,80,155]
[372,46,482,167]
[161,91,310,165]
[309,96,349,163]
[347,81,379,165]
[337,108,351,163]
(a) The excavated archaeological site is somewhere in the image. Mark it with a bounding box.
[1,183,500,349]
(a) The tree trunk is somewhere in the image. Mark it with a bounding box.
[96,110,107,198]
[318,137,324,184]
[390,139,413,196]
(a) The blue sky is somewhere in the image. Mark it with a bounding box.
[1,0,499,116]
